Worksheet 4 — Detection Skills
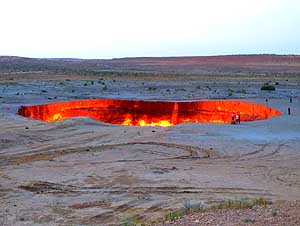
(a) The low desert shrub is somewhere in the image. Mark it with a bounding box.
[261,85,275,91]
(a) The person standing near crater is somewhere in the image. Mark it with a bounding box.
[236,113,240,124]
[231,112,235,124]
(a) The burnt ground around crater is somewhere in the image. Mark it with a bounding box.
[0,72,300,225]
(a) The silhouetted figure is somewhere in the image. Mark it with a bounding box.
[266,98,268,103]
[288,107,291,115]
[236,114,240,124]
[231,112,235,124]
[290,97,292,103]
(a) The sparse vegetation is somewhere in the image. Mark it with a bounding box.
[162,197,271,223]
[183,200,205,211]
[236,89,247,94]
[122,214,144,226]
[261,84,275,91]
[241,215,255,223]
[210,197,270,210]
[175,88,186,91]
[123,221,137,226]
[165,211,182,221]
[227,88,234,96]
[272,209,278,217]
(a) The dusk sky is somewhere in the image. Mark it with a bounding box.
[1,0,300,59]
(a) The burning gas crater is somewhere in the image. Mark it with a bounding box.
[18,99,281,127]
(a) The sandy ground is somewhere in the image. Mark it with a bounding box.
[0,74,300,225]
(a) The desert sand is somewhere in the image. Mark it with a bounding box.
[0,66,300,225]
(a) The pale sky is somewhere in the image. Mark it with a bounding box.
[0,0,299,59]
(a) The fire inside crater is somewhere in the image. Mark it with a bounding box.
[18,99,281,127]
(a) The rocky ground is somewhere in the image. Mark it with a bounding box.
[0,73,300,225]
[159,200,300,226]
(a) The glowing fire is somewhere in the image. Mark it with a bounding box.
[18,99,282,127]
[138,120,173,127]
[52,113,62,121]
[121,116,173,127]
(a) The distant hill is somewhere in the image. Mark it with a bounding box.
[1,55,300,75]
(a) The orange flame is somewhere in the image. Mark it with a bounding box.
[18,99,282,127]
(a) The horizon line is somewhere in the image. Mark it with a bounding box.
[1,53,300,61]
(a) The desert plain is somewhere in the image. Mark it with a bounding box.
[0,55,300,225]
